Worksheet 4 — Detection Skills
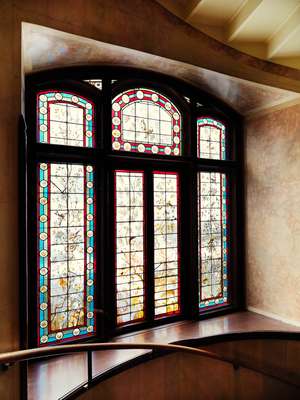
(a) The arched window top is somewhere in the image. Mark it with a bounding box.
[197,117,226,160]
[111,88,182,156]
[37,91,95,147]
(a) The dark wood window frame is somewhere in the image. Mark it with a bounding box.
[22,66,245,348]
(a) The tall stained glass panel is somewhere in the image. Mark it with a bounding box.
[115,171,145,325]
[154,172,180,317]
[37,91,94,147]
[38,163,96,345]
[197,117,226,160]
[112,88,182,155]
[198,172,228,309]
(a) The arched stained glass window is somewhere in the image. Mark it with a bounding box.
[197,117,226,160]
[37,91,95,147]
[26,69,242,349]
[111,88,182,155]
[38,163,96,345]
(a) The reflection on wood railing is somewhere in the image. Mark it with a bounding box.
[0,341,233,364]
[1,336,299,398]
[0,342,236,391]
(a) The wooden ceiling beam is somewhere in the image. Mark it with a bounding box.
[183,0,204,20]
[267,4,300,58]
[227,0,263,42]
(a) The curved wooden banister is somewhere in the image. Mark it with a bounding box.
[2,333,299,400]
[0,341,234,365]
[1,329,299,366]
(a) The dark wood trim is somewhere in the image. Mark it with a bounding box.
[18,115,28,400]
[19,115,28,348]
[145,169,154,322]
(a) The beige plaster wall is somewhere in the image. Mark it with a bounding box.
[246,105,300,326]
[1,0,300,398]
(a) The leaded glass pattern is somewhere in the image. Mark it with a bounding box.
[112,88,182,155]
[198,172,228,309]
[154,172,180,317]
[84,80,102,91]
[197,117,226,160]
[115,171,145,325]
[37,91,94,147]
[38,163,95,345]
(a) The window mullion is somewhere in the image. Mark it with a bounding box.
[145,169,154,322]
[190,100,198,160]
[182,165,199,319]
[102,79,112,152]
[95,164,107,339]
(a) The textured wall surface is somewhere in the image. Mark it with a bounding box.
[246,104,300,325]
[1,0,300,398]
[22,24,300,117]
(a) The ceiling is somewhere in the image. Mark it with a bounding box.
[22,23,300,117]
[156,0,300,69]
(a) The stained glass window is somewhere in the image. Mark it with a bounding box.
[115,171,145,325]
[112,88,182,155]
[31,75,238,347]
[198,172,228,309]
[38,163,96,345]
[154,172,180,317]
[197,117,226,160]
[37,91,94,147]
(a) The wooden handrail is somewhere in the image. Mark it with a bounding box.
[1,329,299,366]
[0,342,234,365]
[2,336,299,400]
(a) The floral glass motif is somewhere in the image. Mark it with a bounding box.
[37,91,94,147]
[38,163,95,345]
[154,172,180,317]
[198,172,228,309]
[112,88,182,155]
[115,171,145,325]
[84,80,102,91]
[197,117,226,160]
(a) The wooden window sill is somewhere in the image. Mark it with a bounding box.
[27,311,299,400]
